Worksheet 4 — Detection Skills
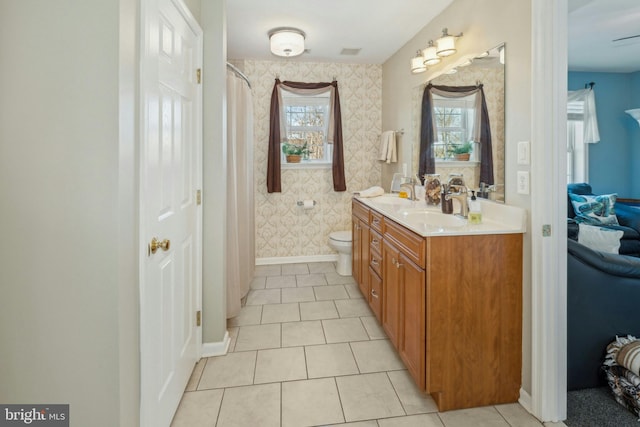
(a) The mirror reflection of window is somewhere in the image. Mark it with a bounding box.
[433,95,478,161]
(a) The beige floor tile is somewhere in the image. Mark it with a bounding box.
[378,413,444,427]
[261,303,300,324]
[171,389,223,427]
[325,271,357,285]
[265,275,298,288]
[360,316,387,339]
[227,305,262,327]
[300,301,339,321]
[495,403,544,427]
[254,265,282,277]
[234,323,281,352]
[437,406,510,427]
[344,283,365,298]
[308,262,337,273]
[197,351,256,390]
[335,298,373,318]
[254,346,307,384]
[282,378,345,427]
[350,339,405,373]
[322,317,369,343]
[245,289,281,305]
[326,422,378,427]
[282,320,326,347]
[336,372,405,422]
[216,383,280,427]
[281,287,316,303]
[227,327,239,352]
[297,273,328,287]
[305,342,359,378]
[387,370,438,415]
[250,276,266,289]
[314,284,350,300]
[185,358,206,392]
[282,263,310,275]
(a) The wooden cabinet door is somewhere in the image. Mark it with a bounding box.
[398,253,426,390]
[368,267,382,321]
[382,239,401,348]
[352,216,361,286]
[352,217,370,299]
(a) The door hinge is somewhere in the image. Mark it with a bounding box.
[196,310,201,327]
[196,68,201,84]
[196,189,202,205]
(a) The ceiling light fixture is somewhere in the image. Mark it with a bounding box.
[411,50,427,74]
[436,28,463,57]
[422,40,441,66]
[269,27,305,57]
[626,109,640,127]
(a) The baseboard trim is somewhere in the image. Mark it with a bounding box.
[201,331,230,357]
[256,254,338,265]
[519,387,533,414]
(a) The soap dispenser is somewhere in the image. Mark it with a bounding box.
[468,191,482,224]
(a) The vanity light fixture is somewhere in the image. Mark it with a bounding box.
[269,27,306,57]
[411,50,427,74]
[436,28,463,57]
[423,40,441,66]
[626,109,640,127]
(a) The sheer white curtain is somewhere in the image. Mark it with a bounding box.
[567,88,600,183]
[226,70,255,318]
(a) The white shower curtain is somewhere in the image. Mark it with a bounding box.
[226,69,255,318]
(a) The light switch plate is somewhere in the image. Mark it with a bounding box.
[517,171,530,194]
[517,141,530,165]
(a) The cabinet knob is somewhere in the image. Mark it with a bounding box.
[371,259,379,265]
[371,289,379,299]
[372,239,379,245]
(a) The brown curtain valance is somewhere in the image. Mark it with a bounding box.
[419,83,494,185]
[267,79,346,193]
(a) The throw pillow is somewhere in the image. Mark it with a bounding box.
[569,193,619,225]
[578,223,623,254]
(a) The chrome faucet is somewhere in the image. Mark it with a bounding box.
[399,182,417,201]
[445,185,469,218]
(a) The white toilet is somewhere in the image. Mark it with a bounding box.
[328,231,353,276]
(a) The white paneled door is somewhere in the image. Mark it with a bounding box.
[140,0,202,426]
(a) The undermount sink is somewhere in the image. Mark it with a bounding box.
[397,209,467,228]
[365,195,413,206]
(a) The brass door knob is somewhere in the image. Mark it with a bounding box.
[148,237,171,255]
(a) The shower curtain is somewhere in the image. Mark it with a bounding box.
[226,69,255,318]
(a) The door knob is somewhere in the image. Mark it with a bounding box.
[148,237,171,255]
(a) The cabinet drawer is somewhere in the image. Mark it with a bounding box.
[369,230,382,254]
[384,219,426,269]
[370,210,384,233]
[368,266,382,321]
[369,248,382,277]
[352,199,370,222]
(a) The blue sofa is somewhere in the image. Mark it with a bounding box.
[568,183,640,256]
[567,238,640,390]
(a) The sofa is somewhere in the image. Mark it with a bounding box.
[568,183,640,257]
[567,238,640,390]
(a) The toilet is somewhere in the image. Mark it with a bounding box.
[328,231,353,276]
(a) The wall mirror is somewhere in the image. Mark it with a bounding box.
[412,43,505,202]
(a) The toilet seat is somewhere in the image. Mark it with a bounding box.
[329,231,352,242]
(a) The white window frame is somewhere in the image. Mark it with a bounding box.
[281,93,333,169]
[432,96,480,164]
[567,99,589,183]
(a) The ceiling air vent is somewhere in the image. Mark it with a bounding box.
[340,48,361,56]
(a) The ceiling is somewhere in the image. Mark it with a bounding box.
[227,0,640,73]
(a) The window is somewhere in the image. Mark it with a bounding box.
[281,93,332,166]
[567,98,589,183]
[432,95,478,161]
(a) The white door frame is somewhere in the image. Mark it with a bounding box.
[530,0,568,422]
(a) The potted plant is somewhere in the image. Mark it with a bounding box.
[282,141,309,163]
[452,141,473,161]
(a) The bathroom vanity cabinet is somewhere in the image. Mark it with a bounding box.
[351,198,523,412]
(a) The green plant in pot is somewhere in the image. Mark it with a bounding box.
[452,141,473,161]
[282,141,310,163]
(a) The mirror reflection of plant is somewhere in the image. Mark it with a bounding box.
[452,141,473,155]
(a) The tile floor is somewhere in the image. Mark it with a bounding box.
[172,262,563,427]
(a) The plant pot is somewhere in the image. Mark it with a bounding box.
[455,153,470,161]
[286,154,302,163]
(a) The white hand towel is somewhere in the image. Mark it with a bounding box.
[378,131,397,163]
[357,186,385,198]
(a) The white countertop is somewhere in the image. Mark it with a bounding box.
[355,194,527,237]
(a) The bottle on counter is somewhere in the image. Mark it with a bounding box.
[424,174,441,206]
[468,190,482,224]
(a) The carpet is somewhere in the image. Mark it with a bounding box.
[566,387,639,426]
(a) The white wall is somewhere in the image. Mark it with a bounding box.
[0,1,138,425]
[382,0,533,394]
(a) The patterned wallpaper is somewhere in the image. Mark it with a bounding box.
[232,60,382,260]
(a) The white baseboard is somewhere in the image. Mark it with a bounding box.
[201,331,230,357]
[519,387,533,414]
[256,254,338,265]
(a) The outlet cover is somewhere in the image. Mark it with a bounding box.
[517,171,530,194]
